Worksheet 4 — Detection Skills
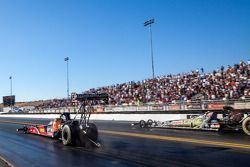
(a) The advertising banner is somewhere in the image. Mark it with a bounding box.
[137,106,149,111]
[186,103,202,110]
[234,102,250,109]
[96,107,104,112]
[164,105,169,111]
[104,107,113,112]
[168,105,181,110]
[113,107,124,112]
[124,106,137,112]
[151,105,164,111]
[245,102,250,109]
[207,103,225,110]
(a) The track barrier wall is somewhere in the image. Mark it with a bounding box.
[0,113,199,122]
[10,100,249,114]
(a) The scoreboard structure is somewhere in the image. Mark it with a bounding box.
[3,95,15,107]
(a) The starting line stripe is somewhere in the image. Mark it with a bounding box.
[99,130,250,150]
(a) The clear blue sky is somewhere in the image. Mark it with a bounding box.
[0,0,249,102]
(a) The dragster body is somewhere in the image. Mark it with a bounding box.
[17,93,109,147]
[132,107,250,135]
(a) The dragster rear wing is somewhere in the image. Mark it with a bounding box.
[71,93,108,103]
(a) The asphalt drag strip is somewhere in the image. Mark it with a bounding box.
[0,118,250,167]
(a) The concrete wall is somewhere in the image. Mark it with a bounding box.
[0,113,199,122]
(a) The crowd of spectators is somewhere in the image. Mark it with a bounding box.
[35,99,74,110]
[85,60,250,105]
[35,60,250,109]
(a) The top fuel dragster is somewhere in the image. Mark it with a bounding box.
[17,93,108,147]
[132,106,250,136]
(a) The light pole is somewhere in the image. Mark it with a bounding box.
[9,76,13,110]
[64,57,70,99]
[144,18,155,79]
[9,76,12,96]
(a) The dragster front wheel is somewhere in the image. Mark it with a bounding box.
[16,126,28,134]
[147,119,153,127]
[139,120,146,128]
[242,117,250,136]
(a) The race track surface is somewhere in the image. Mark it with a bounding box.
[0,117,250,167]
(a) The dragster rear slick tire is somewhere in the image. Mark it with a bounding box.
[62,122,99,147]
[62,125,73,146]
[87,123,98,142]
[79,123,99,148]
[242,117,250,136]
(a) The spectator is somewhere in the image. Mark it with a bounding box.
[84,60,250,105]
[36,60,250,108]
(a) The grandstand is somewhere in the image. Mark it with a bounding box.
[85,60,250,106]
[3,60,250,112]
